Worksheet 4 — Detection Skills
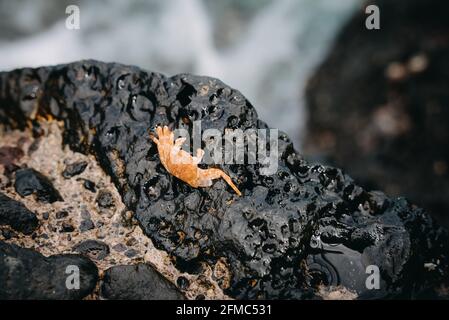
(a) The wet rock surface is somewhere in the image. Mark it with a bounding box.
[0,241,98,299]
[305,0,449,228]
[0,60,448,299]
[15,168,63,203]
[0,192,38,234]
[101,264,185,300]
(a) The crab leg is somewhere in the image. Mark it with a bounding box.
[199,168,242,196]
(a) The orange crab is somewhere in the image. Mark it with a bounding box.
[150,126,242,196]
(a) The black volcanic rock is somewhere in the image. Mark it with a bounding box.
[101,264,184,300]
[305,0,449,228]
[62,161,88,178]
[0,192,38,234]
[0,241,98,299]
[0,60,448,299]
[14,168,63,203]
[81,179,96,192]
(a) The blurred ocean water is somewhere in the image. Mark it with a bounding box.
[0,0,361,147]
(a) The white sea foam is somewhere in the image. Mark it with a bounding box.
[0,0,360,148]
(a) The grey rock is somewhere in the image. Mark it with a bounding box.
[73,240,110,260]
[79,219,95,232]
[96,190,115,209]
[124,248,138,258]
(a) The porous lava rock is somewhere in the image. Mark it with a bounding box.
[0,60,448,299]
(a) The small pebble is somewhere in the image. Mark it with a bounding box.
[79,219,95,232]
[73,240,110,260]
[176,276,190,290]
[62,161,88,178]
[60,222,74,233]
[124,249,138,258]
[80,209,91,220]
[56,210,69,219]
[83,179,96,193]
[112,243,127,252]
[96,190,115,208]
